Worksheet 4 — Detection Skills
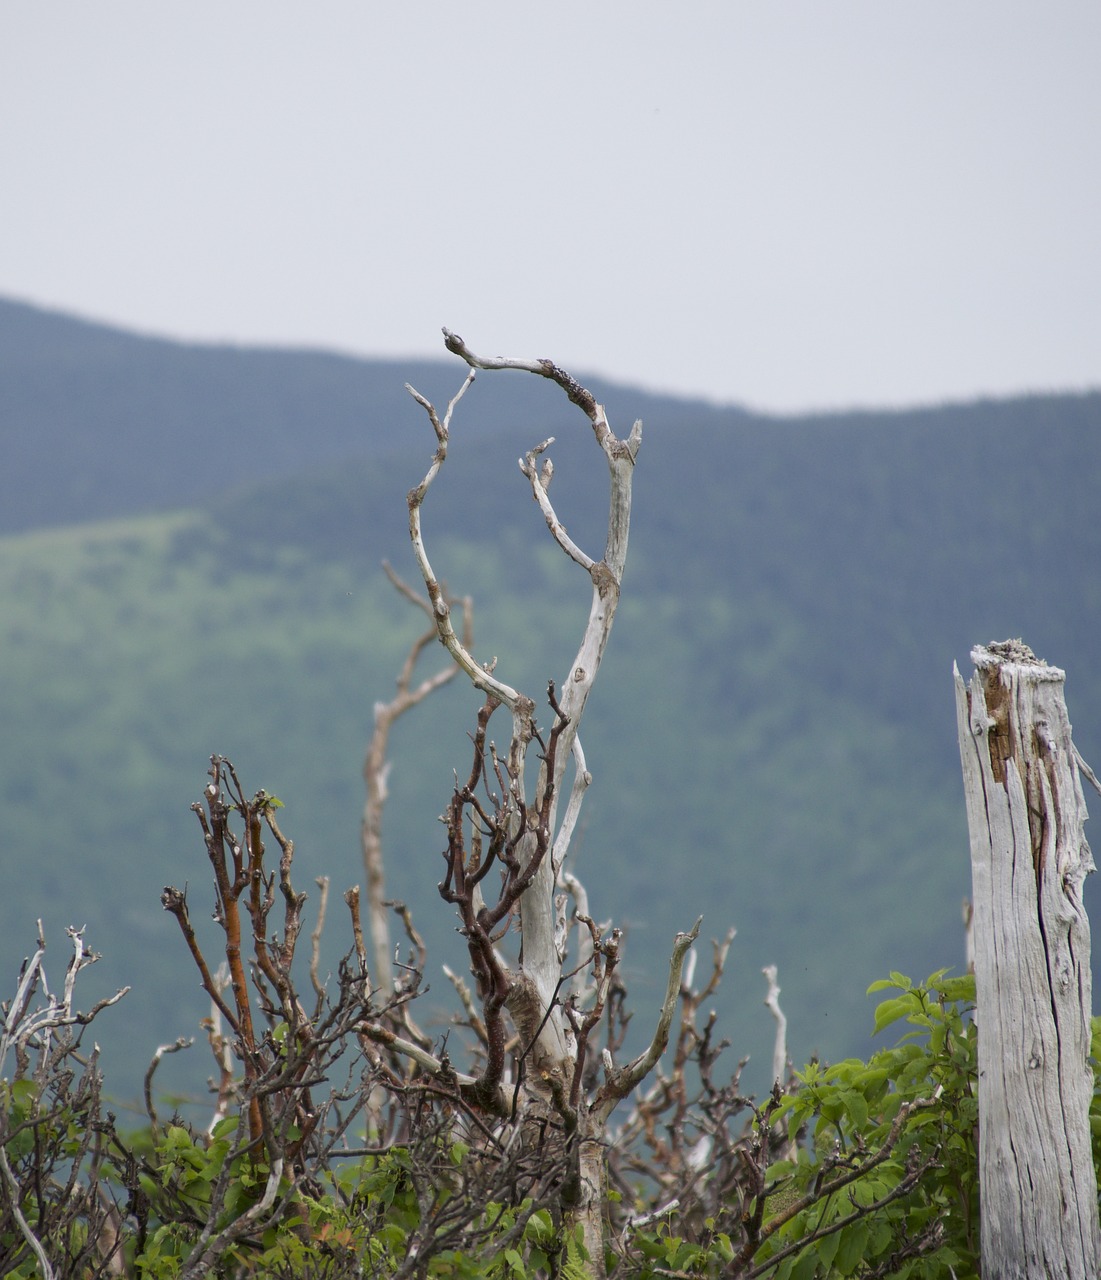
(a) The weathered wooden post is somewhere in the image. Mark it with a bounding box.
[954,640,1099,1278]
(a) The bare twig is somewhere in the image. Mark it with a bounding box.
[310,875,330,1005]
[0,1138,56,1280]
[1075,744,1101,798]
[144,1036,193,1130]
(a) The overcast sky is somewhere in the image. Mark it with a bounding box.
[2,3,1099,412]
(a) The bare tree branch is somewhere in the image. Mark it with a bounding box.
[595,917,702,1122]
[363,563,473,994]
[520,436,596,571]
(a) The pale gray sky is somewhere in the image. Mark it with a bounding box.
[2,2,1099,411]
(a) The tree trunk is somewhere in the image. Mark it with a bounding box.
[954,640,1099,1279]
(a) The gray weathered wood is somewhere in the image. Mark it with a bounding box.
[954,641,1099,1278]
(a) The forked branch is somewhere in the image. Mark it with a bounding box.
[406,332,642,1079]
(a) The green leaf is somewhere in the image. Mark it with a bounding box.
[9,1079,39,1107]
[503,1246,525,1276]
[827,1058,863,1085]
[867,1213,895,1255]
[210,1114,239,1140]
[856,1066,890,1093]
[713,1232,735,1264]
[841,1088,869,1128]
[790,1251,819,1280]
[873,996,915,1035]
[935,975,976,1003]
[835,1220,870,1275]
[524,1209,555,1247]
[163,1123,192,1149]
[815,1225,841,1269]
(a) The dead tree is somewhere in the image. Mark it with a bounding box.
[392,329,699,1273]
[954,640,1100,1278]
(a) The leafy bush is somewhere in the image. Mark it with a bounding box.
[612,970,980,1279]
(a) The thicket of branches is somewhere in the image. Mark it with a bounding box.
[0,874,987,1279]
[1,333,1068,1278]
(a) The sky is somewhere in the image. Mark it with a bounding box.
[2,3,1099,413]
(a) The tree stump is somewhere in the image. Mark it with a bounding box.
[954,641,1099,1278]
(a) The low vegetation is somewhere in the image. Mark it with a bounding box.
[2,872,1000,1277]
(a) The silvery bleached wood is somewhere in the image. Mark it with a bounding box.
[433,329,642,1062]
[404,331,701,1275]
[406,330,644,1084]
[763,964,788,1089]
[954,641,1099,1279]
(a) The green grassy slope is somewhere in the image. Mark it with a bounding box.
[1,504,960,1109]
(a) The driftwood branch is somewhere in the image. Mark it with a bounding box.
[553,735,592,883]
[0,927,128,1280]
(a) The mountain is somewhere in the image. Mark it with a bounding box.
[2,295,1099,1107]
[0,295,741,536]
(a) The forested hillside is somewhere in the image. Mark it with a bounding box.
[3,295,1100,1107]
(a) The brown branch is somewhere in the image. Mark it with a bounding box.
[160,886,240,1034]
[344,886,368,986]
[568,919,621,1110]
[310,876,330,1007]
[266,806,306,979]
[186,759,267,1148]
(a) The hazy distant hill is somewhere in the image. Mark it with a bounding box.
[0,295,741,535]
[2,295,1100,1106]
